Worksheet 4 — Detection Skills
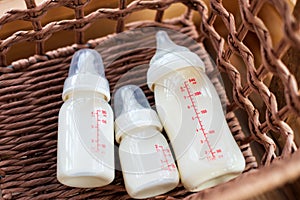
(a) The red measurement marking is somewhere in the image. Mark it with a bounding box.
[209,130,215,134]
[95,110,100,152]
[216,149,222,153]
[180,86,185,92]
[183,81,215,159]
[155,144,175,171]
[201,109,207,114]
[91,109,108,153]
[188,78,197,84]
[194,91,201,96]
[168,163,176,170]
[102,110,107,117]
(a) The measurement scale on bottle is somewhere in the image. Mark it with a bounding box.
[155,144,176,171]
[91,109,107,154]
[180,78,223,161]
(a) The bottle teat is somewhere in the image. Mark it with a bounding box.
[147,31,205,91]
[62,49,110,101]
[150,31,190,63]
[114,85,162,143]
[114,85,150,118]
[69,49,105,77]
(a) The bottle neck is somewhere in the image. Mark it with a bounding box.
[120,126,159,142]
[64,91,106,101]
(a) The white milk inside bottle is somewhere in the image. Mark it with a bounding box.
[57,49,114,188]
[114,85,179,199]
[147,31,245,191]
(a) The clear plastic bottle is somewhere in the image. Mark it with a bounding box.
[57,49,114,188]
[147,31,245,192]
[114,85,179,199]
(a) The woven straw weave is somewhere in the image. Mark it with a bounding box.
[0,0,300,199]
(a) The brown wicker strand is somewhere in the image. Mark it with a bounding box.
[24,0,45,55]
[116,0,127,33]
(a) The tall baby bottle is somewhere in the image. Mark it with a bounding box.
[114,85,179,199]
[57,49,114,187]
[147,31,245,191]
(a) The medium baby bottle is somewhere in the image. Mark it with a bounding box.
[147,31,245,191]
[57,49,114,188]
[114,85,179,199]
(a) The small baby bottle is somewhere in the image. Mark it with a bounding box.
[114,85,179,199]
[57,49,114,188]
[147,31,245,191]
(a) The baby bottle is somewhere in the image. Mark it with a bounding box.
[147,31,245,191]
[114,85,179,199]
[57,49,114,188]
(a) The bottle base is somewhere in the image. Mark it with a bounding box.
[57,174,114,188]
[187,172,241,192]
[127,178,178,199]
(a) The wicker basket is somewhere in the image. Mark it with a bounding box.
[1,0,300,199]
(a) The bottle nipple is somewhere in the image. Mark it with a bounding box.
[68,49,105,78]
[147,31,205,91]
[150,31,190,65]
[114,85,150,118]
[62,49,110,101]
[114,85,163,143]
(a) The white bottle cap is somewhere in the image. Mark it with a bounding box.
[147,31,205,91]
[114,85,162,143]
[62,49,110,101]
